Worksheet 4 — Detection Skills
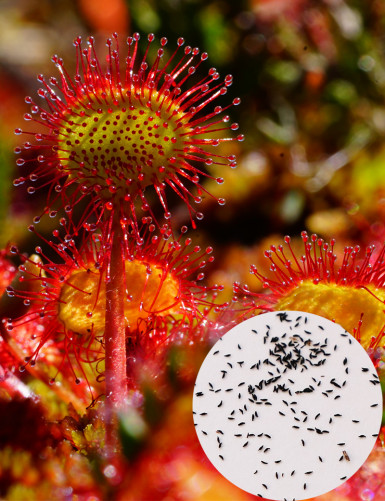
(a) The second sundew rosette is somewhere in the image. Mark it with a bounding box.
[235,231,385,353]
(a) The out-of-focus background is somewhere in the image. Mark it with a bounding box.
[1,1,385,500]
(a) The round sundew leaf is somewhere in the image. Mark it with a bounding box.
[192,311,383,501]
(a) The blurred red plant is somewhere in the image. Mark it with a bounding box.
[4,218,224,398]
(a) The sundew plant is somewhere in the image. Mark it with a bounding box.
[9,32,242,454]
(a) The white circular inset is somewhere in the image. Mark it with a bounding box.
[193,311,383,501]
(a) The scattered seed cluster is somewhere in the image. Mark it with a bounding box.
[193,311,383,500]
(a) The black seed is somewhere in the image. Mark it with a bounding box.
[305,471,313,475]
[291,470,295,476]
[218,401,223,407]
[216,430,223,435]
[213,350,219,355]
[262,484,268,490]
[319,456,323,462]
[219,455,224,460]
[243,442,248,447]
[195,392,204,397]
[301,440,305,446]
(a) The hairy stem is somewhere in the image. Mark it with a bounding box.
[104,210,127,454]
